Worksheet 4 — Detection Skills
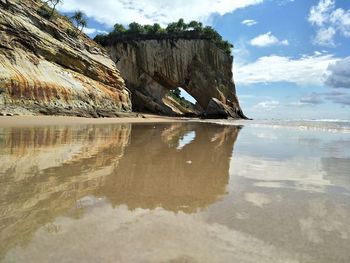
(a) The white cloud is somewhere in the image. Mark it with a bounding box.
[330,8,350,37]
[299,91,350,106]
[325,56,350,88]
[278,0,295,6]
[242,19,258,26]
[234,53,339,85]
[314,27,336,46]
[59,0,264,27]
[253,100,280,110]
[83,27,108,35]
[249,32,289,47]
[308,0,350,46]
[308,0,335,26]
[233,39,252,64]
[300,93,324,105]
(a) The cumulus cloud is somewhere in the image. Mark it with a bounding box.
[242,19,258,26]
[308,0,350,46]
[314,27,336,46]
[327,93,350,105]
[253,100,280,110]
[325,56,350,88]
[300,93,324,105]
[59,0,264,27]
[83,27,108,35]
[278,0,295,5]
[234,53,339,85]
[308,0,335,26]
[323,90,350,105]
[251,91,350,112]
[249,32,289,47]
[299,91,350,106]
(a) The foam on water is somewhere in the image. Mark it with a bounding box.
[200,119,350,134]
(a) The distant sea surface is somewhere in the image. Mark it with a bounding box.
[0,120,349,262]
[203,118,350,133]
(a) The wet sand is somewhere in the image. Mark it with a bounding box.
[0,115,190,128]
[0,121,349,262]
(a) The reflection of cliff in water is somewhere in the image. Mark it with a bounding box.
[97,123,241,212]
[0,124,132,259]
[0,123,241,259]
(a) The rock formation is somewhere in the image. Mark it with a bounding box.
[105,36,247,118]
[0,0,246,119]
[0,0,131,117]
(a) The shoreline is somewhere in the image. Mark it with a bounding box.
[0,115,195,128]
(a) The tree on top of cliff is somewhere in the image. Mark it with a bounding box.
[166,19,188,33]
[94,19,233,56]
[128,22,146,33]
[38,0,63,19]
[114,24,127,33]
[70,11,88,36]
[188,21,203,32]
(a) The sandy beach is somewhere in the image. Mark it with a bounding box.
[0,114,191,128]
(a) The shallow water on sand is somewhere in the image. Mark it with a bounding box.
[0,122,349,263]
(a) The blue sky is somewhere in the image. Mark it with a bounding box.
[59,0,350,120]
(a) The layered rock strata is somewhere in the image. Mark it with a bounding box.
[105,37,247,118]
[0,0,131,117]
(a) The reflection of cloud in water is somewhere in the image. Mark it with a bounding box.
[177,131,196,150]
[234,125,350,161]
[231,125,350,192]
[244,192,271,207]
[207,176,350,263]
[222,124,350,262]
[3,198,298,263]
[230,155,332,192]
[299,198,350,244]
[322,157,350,189]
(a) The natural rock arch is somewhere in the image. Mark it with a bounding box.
[106,38,247,118]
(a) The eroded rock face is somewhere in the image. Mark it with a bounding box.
[106,38,247,118]
[0,0,131,117]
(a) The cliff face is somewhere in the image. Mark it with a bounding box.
[106,38,247,118]
[0,0,131,117]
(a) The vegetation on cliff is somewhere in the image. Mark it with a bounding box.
[94,19,233,55]
[70,11,88,36]
[37,0,62,19]
[168,88,197,111]
[36,1,87,37]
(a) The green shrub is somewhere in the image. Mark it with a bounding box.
[168,88,196,110]
[66,28,77,38]
[94,19,233,55]
[113,24,127,34]
[38,0,63,20]
[37,5,52,19]
[93,34,108,44]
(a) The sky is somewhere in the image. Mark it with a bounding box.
[59,0,350,120]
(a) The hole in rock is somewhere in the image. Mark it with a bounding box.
[168,88,198,108]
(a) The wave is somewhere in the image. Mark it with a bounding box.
[199,119,350,134]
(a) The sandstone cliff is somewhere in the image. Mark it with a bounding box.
[105,37,247,118]
[0,0,131,117]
